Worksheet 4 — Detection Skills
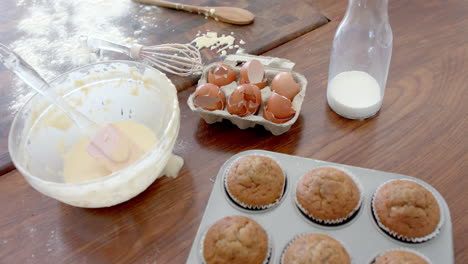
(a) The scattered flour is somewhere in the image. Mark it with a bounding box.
[8,3,247,114]
[8,0,162,113]
[191,31,246,56]
[11,1,133,80]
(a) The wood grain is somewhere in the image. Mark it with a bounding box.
[1,0,467,263]
[0,0,327,174]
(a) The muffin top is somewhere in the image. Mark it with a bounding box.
[373,180,441,239]
[296,167,360,221]
[282,233,351,264]
[373,250,429,264]
[203,215,268,264]
[226,155,285,207]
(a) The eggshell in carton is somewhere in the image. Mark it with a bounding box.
[187,54,307,135]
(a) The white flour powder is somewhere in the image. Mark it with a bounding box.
[7,1,246,113]
[9,0,160,112]
[192,31,245,56]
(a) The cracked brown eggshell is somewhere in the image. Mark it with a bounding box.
[239,76,268,89]
[227,84,262,117]
[263,92,296,124]
[239,59,268,89]
[193,83,226,111]
[271,72,301,100]
[207,63,237,87]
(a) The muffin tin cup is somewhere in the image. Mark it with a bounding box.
[371,179,445,243]
[368,248,433,264]
[223,154,287,211]
[294,166,364,225]
[198,217,273,264]
[186,150,454,264]
[279,233,355,264]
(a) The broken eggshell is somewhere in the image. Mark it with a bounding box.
[239,59,268,89]
[227,84,262,117]
[193,83,226,111]
[270,72,301,100]
[263,92,296,124]
[207,63,237,87]
[188,54,308,135]
[239,76,268,89]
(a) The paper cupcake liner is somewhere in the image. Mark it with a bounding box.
[294,166,364,225]
[371,178,444,243]
[199,216,272,264]
[369,248,432,264]
[280,232,354,264]
[223,154,287,211]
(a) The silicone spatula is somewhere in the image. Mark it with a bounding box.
[0,44,143,172]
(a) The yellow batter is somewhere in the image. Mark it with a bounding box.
[63,120,157,183]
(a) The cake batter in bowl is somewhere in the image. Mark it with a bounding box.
[8,61,182,208]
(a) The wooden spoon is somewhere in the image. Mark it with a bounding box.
[133,0,255,25]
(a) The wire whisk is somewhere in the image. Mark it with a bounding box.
[86,36,203,76]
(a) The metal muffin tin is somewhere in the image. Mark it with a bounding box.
[186,150,454,264]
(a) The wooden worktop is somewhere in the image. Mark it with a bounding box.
[0,0,467,263]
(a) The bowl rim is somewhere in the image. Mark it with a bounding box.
[8,60,180,187]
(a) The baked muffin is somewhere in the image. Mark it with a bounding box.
[373,179,441,241]
[202,215,269,264]
[226,155,285,209]
[282,233,351,264]
[295,167,361,223]
[373,250,430,264]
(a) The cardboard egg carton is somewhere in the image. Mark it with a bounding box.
[187,54,307,136]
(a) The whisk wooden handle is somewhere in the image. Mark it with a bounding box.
[129,44,144,60]
[133,0,209,13]
[86,36,143,59]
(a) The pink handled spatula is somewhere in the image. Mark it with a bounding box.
[0,44,143,172]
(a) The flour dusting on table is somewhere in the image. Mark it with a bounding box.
[8,0,161,112]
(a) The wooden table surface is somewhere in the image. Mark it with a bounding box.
[1,0,467,263]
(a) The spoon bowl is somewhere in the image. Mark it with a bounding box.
[134,0,255,25]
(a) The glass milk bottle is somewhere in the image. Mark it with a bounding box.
[327,0,392,119]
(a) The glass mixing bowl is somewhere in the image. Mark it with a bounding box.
[9,61,181,208]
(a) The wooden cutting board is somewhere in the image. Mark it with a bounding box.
[0,0,328,174]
